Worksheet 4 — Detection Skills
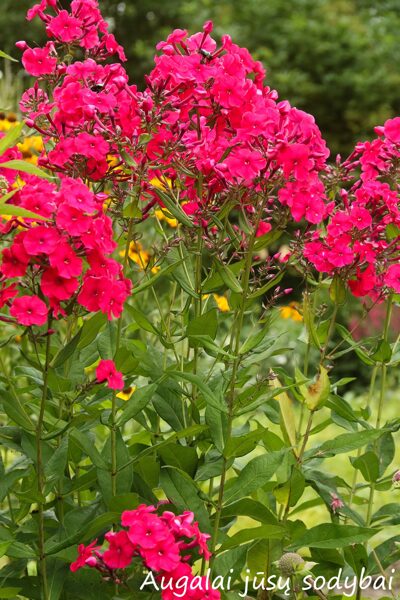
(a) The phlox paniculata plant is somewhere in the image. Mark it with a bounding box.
[0,1,400,600]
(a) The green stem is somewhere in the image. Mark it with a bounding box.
[36,318,52,600]
[111,218,134,497]
[346,365,378,522]
[210,205,263,560]
[366,296,392,528]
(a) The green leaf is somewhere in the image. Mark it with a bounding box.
[0,50,18,62]
[152,188,193,227]
[289,524,377,550]
[0,189,48,221]
[219,525,284,551]
[0,389,35,431]
[0,121,24,155]
[187,309,218,341]
[0,589,22,598]
[222,499,278,524]
[224,428,267,459]
[371,339,392,363]
[215,261,243,293]
[51,330,82,368]
[0,160,54,180]
[308,429,385,458]
[160,466,211,532]
[167,370,228,413]
[224,451,285,503]
[344,544,368,577]
[70,430,108,470]
[127,305,158,334]
[117,384,157,426]
[351,451,380,483]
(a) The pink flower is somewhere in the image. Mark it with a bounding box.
[49,243,83,278]
[383,117,400,144]
[1,241,30,278]
[10,295,48,326]
[385,264,400,293]
[56,204,92,236]
[46,10,83,43]
[57,177,98,213]
[41,268,79,301]
[74,133,110,162]
[330,493,344,514]
[225,149,266,182]
[256,221,272,237]
[0,284,18,309]
[143,539,181,572]
[77,275,109,313]
[96,359,124,390]
[70,540,100,572]
[23,226,60,256]
[102,531,135,569]
[22,47,57,77]
[126,514,171,550]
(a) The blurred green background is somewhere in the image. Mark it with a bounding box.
[1,0,400,156]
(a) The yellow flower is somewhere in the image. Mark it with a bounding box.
[280,302,303,322]
[150,176,172,190]
[203,294,230,312]
[213,294,230,312]
[154,208,178,228]
[0,113,20,132]
[119,241,159,274]
[117,386,136,401]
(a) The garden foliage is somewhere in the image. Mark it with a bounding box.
[0,1,400,599]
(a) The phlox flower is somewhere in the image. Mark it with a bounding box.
[46,10,83,43]
[41,268,79,301]
[1,240,30,278]
[96,359,124,390]
[102,531,135,570]
[49,243,83,278]
[0,284,18,308]
[22,46,57,77]
[385,264,400,293]
[10,295,48,326]
[22,226,60,256]
[143,539,181,572]
[126,514,171,550]
[70,540,100,573]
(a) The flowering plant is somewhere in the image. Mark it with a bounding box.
[0,1,400,600]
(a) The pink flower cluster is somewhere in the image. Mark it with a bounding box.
[70,503,219,599]
[17,0,331,234]
[144,23,331,227]
[0,169,130,325]
[304,119,400,298]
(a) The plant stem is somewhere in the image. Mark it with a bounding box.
[366,296,392,527]
[36,318,52,600]
[111,217,134,497]
[210,205,262,560]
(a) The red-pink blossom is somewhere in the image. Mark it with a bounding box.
[22,46,57,77]
[10,295,48,326]
[96,359,124,390]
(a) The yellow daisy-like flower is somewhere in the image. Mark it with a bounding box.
[119,241,159,274]
[117,386,136,401]
[154,208,178,228]
[150,176,172,191]
[17,135,44,165]
[203,294,230,312]
[0,113,20,132]
[213,294,230,312]
[280,302,303,322]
